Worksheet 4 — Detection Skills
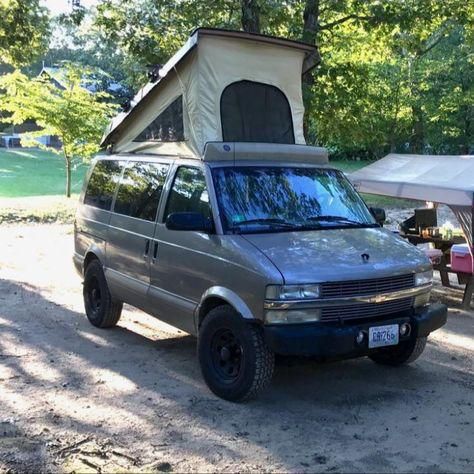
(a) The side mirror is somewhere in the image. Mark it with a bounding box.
[165,212,213,232]
[370,207,386,226]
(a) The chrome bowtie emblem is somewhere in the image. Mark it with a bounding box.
[361,253,370,263]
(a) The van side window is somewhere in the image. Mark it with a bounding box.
[84,160,122,210]
[114,162,169,221]
[164,167,211,220]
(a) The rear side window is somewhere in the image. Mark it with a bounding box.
[164,167,211,220]
[84,160,122,210]
[114,162,169,221]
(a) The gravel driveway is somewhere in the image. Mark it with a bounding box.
[0,223,473,473]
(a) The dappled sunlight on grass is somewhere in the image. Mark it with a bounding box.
[0,195,79,224]
[8,150,43,159]
[0,148,88,197]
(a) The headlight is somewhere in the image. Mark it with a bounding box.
[265,284,321,300]
[415,270,433,287]
[265,309,321,324]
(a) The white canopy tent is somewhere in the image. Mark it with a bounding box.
[350,153,474,259]
[101,28,319,158]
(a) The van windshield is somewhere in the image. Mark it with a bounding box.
[212,166,377,234]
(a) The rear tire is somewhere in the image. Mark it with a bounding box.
[198,305,274,402]
[369,336,427,366]
[83,260,122,328]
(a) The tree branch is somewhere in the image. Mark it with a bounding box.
[319,14,374,31]
[416,20,455,57]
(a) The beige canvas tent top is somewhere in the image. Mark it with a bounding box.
[101,28,321,159]
[349,153,474,249]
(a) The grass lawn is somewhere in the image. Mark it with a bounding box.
[329,159,368,173]
[0,148,88,198]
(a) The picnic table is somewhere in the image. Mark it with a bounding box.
[400,232,474,309]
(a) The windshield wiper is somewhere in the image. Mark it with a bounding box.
[232,218,294,228]
[230,218,298,234]
[306,215,375,227]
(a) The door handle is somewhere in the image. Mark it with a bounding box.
[143,239,150,260]
[152,241,158,263]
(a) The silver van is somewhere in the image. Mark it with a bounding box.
[74,142,447,401]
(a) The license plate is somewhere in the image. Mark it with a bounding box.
[368,324,399,348]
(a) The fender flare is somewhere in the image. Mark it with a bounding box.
[83,243,106,272]
[195,286,255,330]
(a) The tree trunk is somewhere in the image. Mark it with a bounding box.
[241,0,260,33]
[65,154,72,198]
[389,74,402,152]
[301,0,320,142]
[462,114,471,154]
[461,79,471,154]
[302,0,320,45]
[410,104,425,154]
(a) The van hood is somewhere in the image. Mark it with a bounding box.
[242,227,430,284]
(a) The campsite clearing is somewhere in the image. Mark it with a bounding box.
[0,149,87,198]
[0,222,472,472]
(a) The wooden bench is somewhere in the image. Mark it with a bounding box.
[433,263,474,309]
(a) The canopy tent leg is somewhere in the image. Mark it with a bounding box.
[461,276,474,309]
[440,269,451,287]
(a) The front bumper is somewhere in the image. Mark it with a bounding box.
[263,303,447,358]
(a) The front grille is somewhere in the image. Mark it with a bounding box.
[321,274,415,299]
[321,297,413,322]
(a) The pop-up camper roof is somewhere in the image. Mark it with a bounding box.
[101,28,320,158]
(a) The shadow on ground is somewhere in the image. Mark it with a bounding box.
[0,278,473,473]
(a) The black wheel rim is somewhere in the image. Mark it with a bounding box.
[86,276,102,316]
[210,329,243,382]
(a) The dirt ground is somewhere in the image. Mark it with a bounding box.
[0,222,473,473]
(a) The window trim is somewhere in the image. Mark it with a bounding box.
[219,80,295,144]
[111,160,170,223]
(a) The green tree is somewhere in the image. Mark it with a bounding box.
[92,0,288,89]
[0,0,50,66]
[0,66,118,197]
[90,0,472,157]
[31,13,135,98]
[300,0,472,156]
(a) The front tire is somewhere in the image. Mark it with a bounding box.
[198,305,274,402]
[369,336,427,366]
[83,260,123,328]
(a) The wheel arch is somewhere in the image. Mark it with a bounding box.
[83,244,106,273]
[195,286,255,332]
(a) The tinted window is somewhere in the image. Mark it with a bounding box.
[84,160,123,210]
[165,167,211,220]
[220,80,294,144]
[212,167,375,234]
[114,162,169,221]
[134,96,184,142]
